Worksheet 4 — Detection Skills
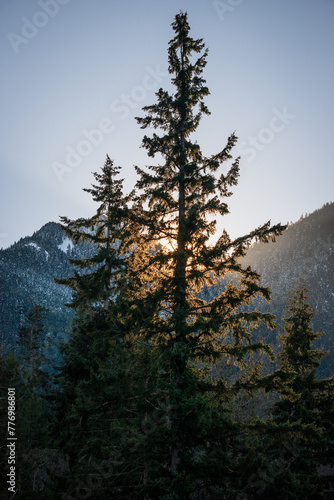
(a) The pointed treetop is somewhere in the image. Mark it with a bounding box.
[279,281,327,374]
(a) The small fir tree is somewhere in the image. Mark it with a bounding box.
[273,283,334,495]
[250,283,334,499]
[14,302,56,496]
[16,300,48,387]
[55,155,131,311]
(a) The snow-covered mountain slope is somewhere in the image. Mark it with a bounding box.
[0,222,94,354]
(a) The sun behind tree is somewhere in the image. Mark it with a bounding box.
[121,10,286,497]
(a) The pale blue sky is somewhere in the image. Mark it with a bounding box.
[1,0,334,248]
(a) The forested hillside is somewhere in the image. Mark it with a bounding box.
[243,202,334,376]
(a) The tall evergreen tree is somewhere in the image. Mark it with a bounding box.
[51,157,144,497]
[120,11,285,498]
[50,14,288,499]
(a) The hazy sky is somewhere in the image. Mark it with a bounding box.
[1,0,333,248]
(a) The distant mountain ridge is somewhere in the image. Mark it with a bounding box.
[1,204,333,375]
[0,222,94,356]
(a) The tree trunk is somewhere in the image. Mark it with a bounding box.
[170,42,187,475]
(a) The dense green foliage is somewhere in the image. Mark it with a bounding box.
[239,284,334,499]
[267,284,334,498]
[16,301,48,385]
[0,304,63,500]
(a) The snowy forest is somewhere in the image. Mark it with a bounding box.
[1,12,334,500]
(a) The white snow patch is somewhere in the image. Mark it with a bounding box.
[27,242,41,251]
[58,237,74,254]
[25,242,49,260]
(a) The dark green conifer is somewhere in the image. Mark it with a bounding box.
[249,283,334,499]
[270,283,334,497]
[122,11,285,497]
[51,157,141,497]
[16,300,48,387]
[13,302,57,496]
